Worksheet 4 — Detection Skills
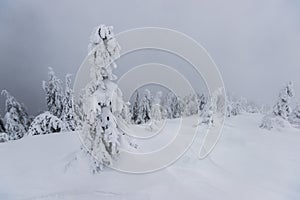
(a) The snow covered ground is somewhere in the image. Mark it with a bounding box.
[0,113,300,200]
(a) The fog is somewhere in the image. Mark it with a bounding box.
[0,0,300,115]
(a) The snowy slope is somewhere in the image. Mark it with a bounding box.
[0,113,300,200]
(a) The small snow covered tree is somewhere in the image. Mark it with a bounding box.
[61,74,79,131]
[273,81,294,119]
[137,89,152,124]
[80,25,123,172]
[28,111,63,135]
[43,67,64,118]
[131,90,140,124]
[1,90,29,140]
[289,104,300,128]
[260,82,295,130]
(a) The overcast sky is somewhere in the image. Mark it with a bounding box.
[0,0,300,115]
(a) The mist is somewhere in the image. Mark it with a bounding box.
[0,0,300,115]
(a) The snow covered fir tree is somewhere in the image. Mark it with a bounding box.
[61,74,79,131]
[79,25,124,172]
[43,67,64,118]
[1,90,30,140]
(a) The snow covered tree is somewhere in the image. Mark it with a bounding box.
[289,104,300,128]
[131,90,140,124]
[183,94,198,116]
[197,93,207,114]
[164,92,183,119]
[81,25,123,172]
[0,114,5,133]
[61,74,79,131]
[137,89,152,124]
[27,111,63,135]
[1,90,29,140]
[201,101,214,126]
[150,92,163,131]
[43,67,64,118]
[273,81,294,119]
[260,82,295,130]
[121,102,132,124]
[151,91,163,121]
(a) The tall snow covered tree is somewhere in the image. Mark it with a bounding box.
[137,89,152,124]
[273,81,294,119]
[1,90,29,140]
[43,67,64,118]
[61,74,78,131]
[81,25,123,172]
[131,90,140,124]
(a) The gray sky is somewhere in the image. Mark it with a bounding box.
[0,0,300,115]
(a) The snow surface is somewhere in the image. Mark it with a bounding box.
[0,113,300,200]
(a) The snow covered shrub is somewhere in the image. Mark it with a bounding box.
[2,90,29,140]
[80,25,124,172]
[246,101,260,113]
[260,82,294,130]
[28,112,63,135]
[43,67,64,118]
[289,105,300,128]
[0,132,8,143]
[260,114,290,131]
